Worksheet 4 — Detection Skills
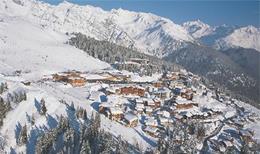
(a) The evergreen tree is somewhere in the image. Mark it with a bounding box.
[40,98,47,115]
[31,114,35,125]
[19,124,27,145]
[0,117,3,127]
[81,140,91,154]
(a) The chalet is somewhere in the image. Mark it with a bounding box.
[168,72,179,80]
[52,72,86,87]
[117,75,131,82]
[68,77,86,87]
[119,86,145,97]
[109,108,124,121]
[180,92,193,100]
[145,98,156,108]
[53,73,68,82]
[170,80,185,89]
[176,103,193,110]
[157,110,171,118]
[153,88,171,99]
[144,106,153,115]
[179,72,188,81]
[129,58,150,65]
[103,88,116,95]
[143,126,159,137]
[136,103,145,113]
[135,98,143,104]
[159,117,173,127]
[152,81,163,88]
[124,113,138,127]
[174,96,197,110]
[98,103,111,117]
[153,98,161,108]
[145,117,159,127]
[147,85,157,93]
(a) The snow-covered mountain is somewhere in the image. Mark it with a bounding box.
[0,0,195,57]
[183,20,214,39]
[183,20,260,52]
[1,0,259,56]
[0,9,109,79]
[1,1,260,153]
[215,26,260,51]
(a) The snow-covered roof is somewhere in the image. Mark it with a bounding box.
[145,106,153,112]
[124,113,138,122]
[136,98,143,103]
[144,126,159,133]
[147,99,155,106]
[160,117,173,123]
[136,103,144,109]
[155,87,171,93]
[175,96,193,104]
[145,117,158,126]
[110,108,123,115]
[157,110,170,118]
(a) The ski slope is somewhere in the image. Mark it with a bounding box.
[0,14,110,80]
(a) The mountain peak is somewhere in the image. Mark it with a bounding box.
[215,25,260,51]
[183,19,213,39]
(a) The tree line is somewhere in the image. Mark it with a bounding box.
[68,33,180,76]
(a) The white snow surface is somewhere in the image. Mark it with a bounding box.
[1,0,259,56]
[0,6,156,152]
[183,20,214,39]
[0,0,195,57]
[215,26,260,52]
[0,13,110,80]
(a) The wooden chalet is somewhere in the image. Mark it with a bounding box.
[124,113,138,127]
[109,108,124,121]
[68,77,86,87]
[119,86,145,97]
[143,126,159,137]
[52,71,86,87]
[152,81,163,88]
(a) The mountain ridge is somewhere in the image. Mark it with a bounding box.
[1,0,259,55]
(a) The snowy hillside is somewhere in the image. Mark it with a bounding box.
[111,8,194,57]
[215,26,260,51]
[0,7,151,153]
[183,20,260,52]
[0,0,195,57]
[0,13,109,79]
[1,0,259,56]
[0,1,260,153]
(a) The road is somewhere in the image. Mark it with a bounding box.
[200,113,237,153]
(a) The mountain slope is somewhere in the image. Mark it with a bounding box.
[0,12,110,79]
[111,8,194,57]
[215,26,260,51]
[183,20,214,39]
[0,10,151,153]
[199,25,237,46]
[220,48,260,80]
[0,0,195,57]
[183,20,260,52]
[164,44,259,106]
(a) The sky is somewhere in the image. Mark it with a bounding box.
[40,0,259,27]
